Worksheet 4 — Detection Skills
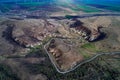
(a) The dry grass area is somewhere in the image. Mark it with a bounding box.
[0,20,29,56]
[0,16,120,76]
[46,38,84,71]
[93,16,120,52]
[78,16,120,52]
[45,16,120,71]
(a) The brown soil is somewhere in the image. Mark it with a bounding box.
[47,38,84,71]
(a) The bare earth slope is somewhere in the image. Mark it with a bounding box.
[0,16,120,80]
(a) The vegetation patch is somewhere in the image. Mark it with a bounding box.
[0,64,19,80]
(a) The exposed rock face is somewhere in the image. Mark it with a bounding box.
[12,19,59,47]
[46,38,84,70]
[89,28,101,41]
[11,18,103,47]
[69,19,101,41]
[13,25,42,47]
[11,19,65,47]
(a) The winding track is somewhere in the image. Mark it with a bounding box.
[0,13,120,74]
[44,38,120,74]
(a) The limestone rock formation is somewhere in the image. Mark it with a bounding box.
[68,19,101,41]
[11,18,105,48]
[12,19,59,47]
[89,28,101,41]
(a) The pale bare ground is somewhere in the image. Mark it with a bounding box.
[50,11,77,17]
[0,16,119,75]
[57,26,72,37]
[60,50,83,70]
[0,20,29,56]
[50,6,80,17]
[49,3,90,17]
[81,16,120,51]
[79,16,112,30]
[47,38,84,71]
[89,16,120,52]
[57,16,120,62]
